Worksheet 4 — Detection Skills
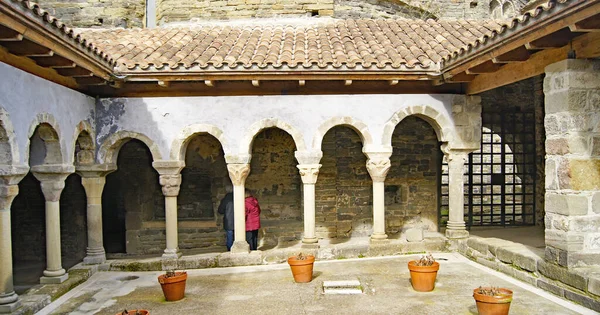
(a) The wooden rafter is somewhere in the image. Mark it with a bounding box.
[492,46,535,63]
[1,38,52,56]
[75,76,106,85]
[467,31,600,95]
[466,60,504,74]
[0,24,22,41]
[569,14,600,32]
[30,54,76,68]
[525,27,582,49]
[444,71,476,83]
[55,66,93,77]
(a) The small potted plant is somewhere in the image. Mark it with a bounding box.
[473,286,513,315]
[158,270,187,301]
[287,252,315,283]
[407,253,439,292]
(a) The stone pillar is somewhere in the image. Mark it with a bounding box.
[227,163,250,253]
[0,167,27,314]
[153,161,185,259]
[297,164,321,244]
[543,59,600,267]
[365,150,392,241]
[77,164,116,265]
[31,164,75,284]
[444,150,469,239]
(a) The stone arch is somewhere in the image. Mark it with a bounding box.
[312,117,374,151]
[502,1,515,17]
[27,113,63,166]
[0,107,19,165]
[490,0,502,18]
[382,105,453,148]
[241,118,306,155]
[170,124,229,161]
[73,120,95,166]
[97,131,162,165]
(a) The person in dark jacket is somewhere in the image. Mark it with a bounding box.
[244,189,261,251]
[218,185,234,251]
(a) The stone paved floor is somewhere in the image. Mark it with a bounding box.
[38,253,597,315]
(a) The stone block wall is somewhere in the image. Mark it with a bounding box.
[543,59,600,267]
[386,116,440,235]
[34,0,145,28]
[247,128,303,245]
[335,0,489,20]
[316,126,372,239]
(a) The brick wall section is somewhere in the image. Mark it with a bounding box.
[246,128,303,245]
[103,139,165,255]
[59,173,87,267]
[386,116,440,234]
[34,0,145,28]
[543,59,600,267]
[11,172,46,263]
[316,126,372,238]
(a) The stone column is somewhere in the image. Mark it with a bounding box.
[31,164,75,284]
[365,150,392,241]
[77,164,116,265]
[297,164,321,244]
[153,161,185,259]
[227,163,250,253]
[543,59,600,267]
[444,150,469,239]
[0,166,28,314]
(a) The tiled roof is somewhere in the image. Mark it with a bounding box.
[441,0,573,65]
[76,19,505,72]
[2,0,117,67]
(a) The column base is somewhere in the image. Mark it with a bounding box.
[445,229,469,239]
[0,300,20,314]
[83,253,106,265]
[230,241,250,254]
[40,273,69,284]
[370,238,390,245]
[370,233,388,240]
[302,237,318,244]
[0,292,18,306]
[162,249,182,259]
[43,268,66,277]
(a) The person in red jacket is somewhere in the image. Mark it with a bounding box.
[244,189,261,250]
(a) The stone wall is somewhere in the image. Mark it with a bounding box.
[34,0,145,28]
[59,173,87,267]
[316,126,372,239]
[335,0,489,20]
[103,139,165,255]
[543,59,600,267]
[386,116,440,235]
[246,128,303,245]
[11,173,46,263]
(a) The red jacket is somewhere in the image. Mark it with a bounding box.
[245,196,261,231]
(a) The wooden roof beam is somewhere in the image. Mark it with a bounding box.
[0,24,22,41]
[30,55,76,68]
[569,14,600,32]
[443,72,476,83]
[55,66,94,77]
[466,60,504,74]
[1,38,53,56]
[492,46,535,63]
[525,28,581,49]
[75,76,107,86]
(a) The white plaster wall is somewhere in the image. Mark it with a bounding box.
[97,94,458,162]
[0,63,96,165]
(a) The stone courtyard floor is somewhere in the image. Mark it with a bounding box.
[36,253,597,315]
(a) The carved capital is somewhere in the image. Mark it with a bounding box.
[297,164,321,184]
[446,151,469,169]
[0,184,19,210]
[39,179,66,202]
[159,174,182,197]
[227,163,250,186]
[366,158,391,182]
[31,165,73,202]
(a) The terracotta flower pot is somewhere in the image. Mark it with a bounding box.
[158,271,187,301]
[473,287,513,315]
[287,255,315,283]
[407,260,440,292]
[115,310,149,315]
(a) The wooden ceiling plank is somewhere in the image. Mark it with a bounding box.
[467,31,600,95]
[30,55,76,68]
[1,38,52,56]
[55,66,93,77]
[466,60,504,74]
[525,27,581,49]
[570,14,600,32]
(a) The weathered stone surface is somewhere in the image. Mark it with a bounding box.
[495,247,517,264]
[570,160,600,190]
[545,193,589,216]
[589,272,600,297]
[545,138,569,155]
[405,228,423,242]
[537,278,565,297]
[564,290,600,312]
[177,255,218,269]
[217,251,262,267]
[537,260,588,291]
[467,237,488,255]
[512,249,542,272]
[593,193,600,215]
